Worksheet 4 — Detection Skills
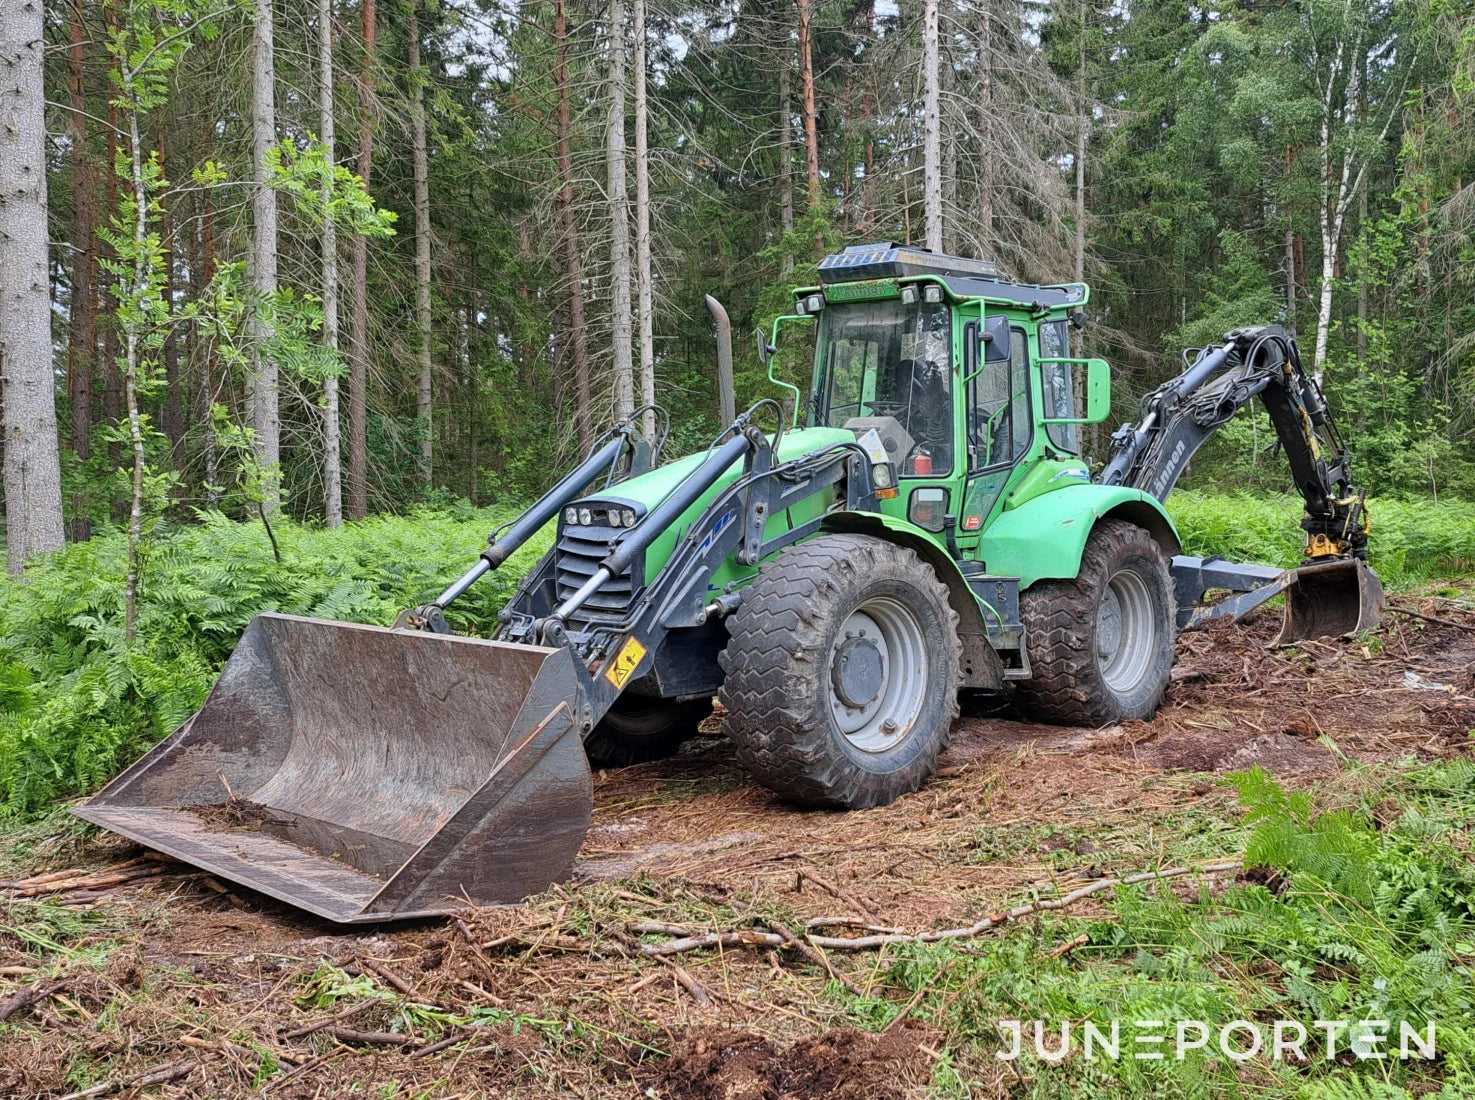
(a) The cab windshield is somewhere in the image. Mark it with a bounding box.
[815,299,953,476]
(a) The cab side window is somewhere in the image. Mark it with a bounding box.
[1039,319,1078,454]
[968,324,1032,469]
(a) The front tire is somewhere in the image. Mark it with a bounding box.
[585,696,713,767]
[1013,519,1175,726]
[718,534,961,808]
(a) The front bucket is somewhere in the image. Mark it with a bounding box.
[1275,559,1385,646]
[75,614,593,923]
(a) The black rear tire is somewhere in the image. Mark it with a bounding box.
[1013,519,1175,726]
[585,696,714,767]
[718,534,961,808]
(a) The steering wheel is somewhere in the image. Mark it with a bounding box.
[866,398,909,419]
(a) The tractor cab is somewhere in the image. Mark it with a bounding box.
[766,243,1111,553]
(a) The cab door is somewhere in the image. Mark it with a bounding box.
[957,321,1033,553]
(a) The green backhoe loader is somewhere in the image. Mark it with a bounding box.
[77,243,1383,922]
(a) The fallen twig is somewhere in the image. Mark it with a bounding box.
[360,959,414,995]
[655,956,714,1006]
[0,979,68,1022]
[797,869,880,924]
[807,861,1242,950]
[1038,933,1090,960]
[768,919,857,994]
[326,1026,421,1048]
[1387,603,1475,635]
[280,999,379,1039]
[55,1058,194,1099]
[637,929,784,956]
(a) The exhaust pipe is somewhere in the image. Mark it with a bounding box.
[706,294,736,426]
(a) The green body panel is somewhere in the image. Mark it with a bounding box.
[1000,457,1092,512]
[982,484,1180,590]
[590,426,857,589]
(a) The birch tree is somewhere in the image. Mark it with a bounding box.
[0,0,66,572]
[607,0,634,419]
[249,0,281,506]
[319,0,342,525]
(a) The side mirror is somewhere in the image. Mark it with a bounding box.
[981,314,1011,362]
[755,327,774,367]
[1083,358,1111,422]
[1038,357,1112,425]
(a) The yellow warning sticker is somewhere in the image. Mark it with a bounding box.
[605,636,648,689]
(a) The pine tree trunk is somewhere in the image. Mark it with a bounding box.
[319,0,343,524]
[199,120,221,504]
[347,0,374,518]
[778,58,795,267]
[0,0,67,572]
[67,0,97,541]
[607,0,634,419]
[860,0,876,237]
[249,0,281,506]
[633,0,654,435]
[1074,0,1087,282]
[66,0,96,447]
[922,0,942,251]
[797,0,821,253]
[975,0,992,250]
[554,0,593,449]
[408,1,433,485]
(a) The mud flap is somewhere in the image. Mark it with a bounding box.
[1274,559,1385,646]
[74,614,593,923]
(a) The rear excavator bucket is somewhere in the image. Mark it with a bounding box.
[74,614,593,923]
[1275,559,1385,646]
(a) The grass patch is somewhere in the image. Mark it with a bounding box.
[840,759,1475,1098]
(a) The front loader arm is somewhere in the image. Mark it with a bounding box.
[1099,325,1369,560]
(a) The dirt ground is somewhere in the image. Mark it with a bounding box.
[3,602,1473,1099]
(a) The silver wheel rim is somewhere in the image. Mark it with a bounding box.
[827,596,929,753]
[1097,568,1156,694]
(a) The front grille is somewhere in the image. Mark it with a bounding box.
[555,523,641,619]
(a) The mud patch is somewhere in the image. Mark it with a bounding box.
[649,1022,940,1100]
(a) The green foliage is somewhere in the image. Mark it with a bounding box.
[1166,492,1475,585]
[876,762,1475,1097]
[0,506,548,819]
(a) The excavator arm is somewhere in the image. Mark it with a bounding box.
[1097,325,1382,639]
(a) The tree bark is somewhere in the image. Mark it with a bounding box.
[778,57,795,266]
[607,0,634,419]
[975,0,992,249]
[157,134,182,449]
[633,0,654,435]
[408,0,433,485]
[797,0,821,253]
[320,0,343,524]
[1073,0,1087,282]
[347,0,375,517]
[554,0,592,449]
[66,0,97,541]
[249,0,281,506]
[121,107,150,638]
[922,0,942,251]
[67,0,96,467]
[0,0,67,571]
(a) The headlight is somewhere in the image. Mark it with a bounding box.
[607,510,623,527]
[622,509,637,527]
[923,284,943,304]
[578,508,593,525]
[564,507,578,525]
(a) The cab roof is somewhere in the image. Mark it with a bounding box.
[811,243,1088,312]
